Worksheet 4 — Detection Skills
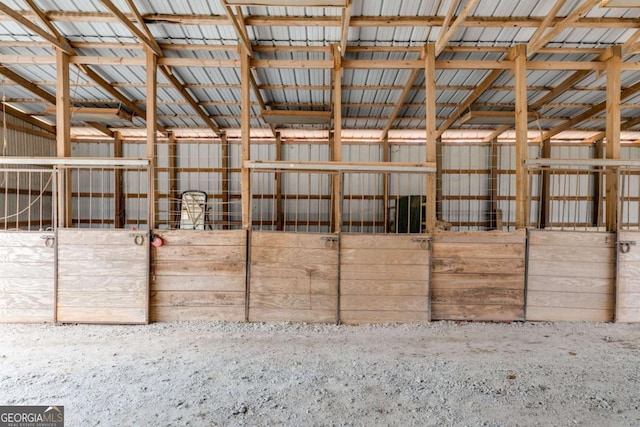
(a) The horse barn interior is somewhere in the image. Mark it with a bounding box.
[1,0,640,327]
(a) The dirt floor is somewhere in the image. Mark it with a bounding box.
[0,321,639,426]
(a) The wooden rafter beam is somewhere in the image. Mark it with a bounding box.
[528,0,600,57]
[1,55,637,72]
[0,66,55,104]
[528,49,613,115]
[436,48,517,138]
[0,12,638,30]
[0,81,612,92]
[340,0,353,56]
[529,70,591,111]
[250,71,277,137]
[98,0,162,56]
[539,79,640,141]
[482,124,511,142]
[625,41,640,57]
[437,0,458,54]
[2,2,110,139]
[159,67,221,134]
[219,3,276,135]
[80,67,151,122]
[0,40,611,56]
[0,2,71,54]
[379,46,427,141]
[527,0,567,58]
[124,0,160,52]
[584,114,640,144]
[101,0,220,135]
[434,0,480,56]
[17,0,113,138]
[623,28,640,56]
[24,0,158,136]
[221,1,253,57]
[1,103,55,134]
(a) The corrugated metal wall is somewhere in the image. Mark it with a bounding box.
[621,147,640,228]
[0,117,55,230]
[32,138,640,232]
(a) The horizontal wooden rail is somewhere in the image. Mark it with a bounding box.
[0,157,150,167]
[244,161,436,173]
[525,158,640,168]
[2,55,640,71]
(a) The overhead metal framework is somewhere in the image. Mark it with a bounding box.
[0,0,636,144]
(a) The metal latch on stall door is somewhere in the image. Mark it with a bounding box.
[412,237,431,250]
[321,236,339,248]
[619,240,637,254]
[40,234,55,248]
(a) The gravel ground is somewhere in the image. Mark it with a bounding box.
[0,320,639,426]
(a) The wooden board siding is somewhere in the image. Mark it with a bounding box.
[340,234,430,324]
[431,230,526,321]
[617,231,640,322]
[249,231,338,323]
[57,229,148,324]
[150,230,246,322]
[0,232,54,323]
[527,230,615,322]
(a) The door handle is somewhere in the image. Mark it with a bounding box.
[321,236,338,248]
[619,240,636,254]
[130,233,146,246]
[412,237,431,250]
[40,235,55,248]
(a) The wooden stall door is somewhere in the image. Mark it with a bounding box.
[340,234,430,324]
[432,230,526,321]
[249,232,338,323]
[57,229,149,324]
[617,231,640,322]
[151,230,246,322]
[527,231,615,322]
[0,231,55,322]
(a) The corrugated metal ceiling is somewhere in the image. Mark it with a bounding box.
[0,0,635,140]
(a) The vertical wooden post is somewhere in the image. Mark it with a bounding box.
[540,137,551,229]
[220,132,230,230]
[593,138,605,228]
[332,44,342,233]
[514,44,528,229]
[114,131,125,228]
[605,46,621,232]
[146,46,157,230]
[168,131,178,228]
[490,138,499,230]
[55,49,70,228]
[425,44,437,234]
[275,132,284,231]
[240,47,252,230]
[435,137,443,223]
[382,136,389,231]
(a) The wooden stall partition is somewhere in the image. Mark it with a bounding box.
[340,234,430,324]
[249,231,338,323]
[57,229,148,324]
[431,230,526,321]
[616,231,640,322]
[0,232,55,322]
[150,230,246,322]
[527,230,615,322]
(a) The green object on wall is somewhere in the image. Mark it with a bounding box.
[393,195,425,233]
